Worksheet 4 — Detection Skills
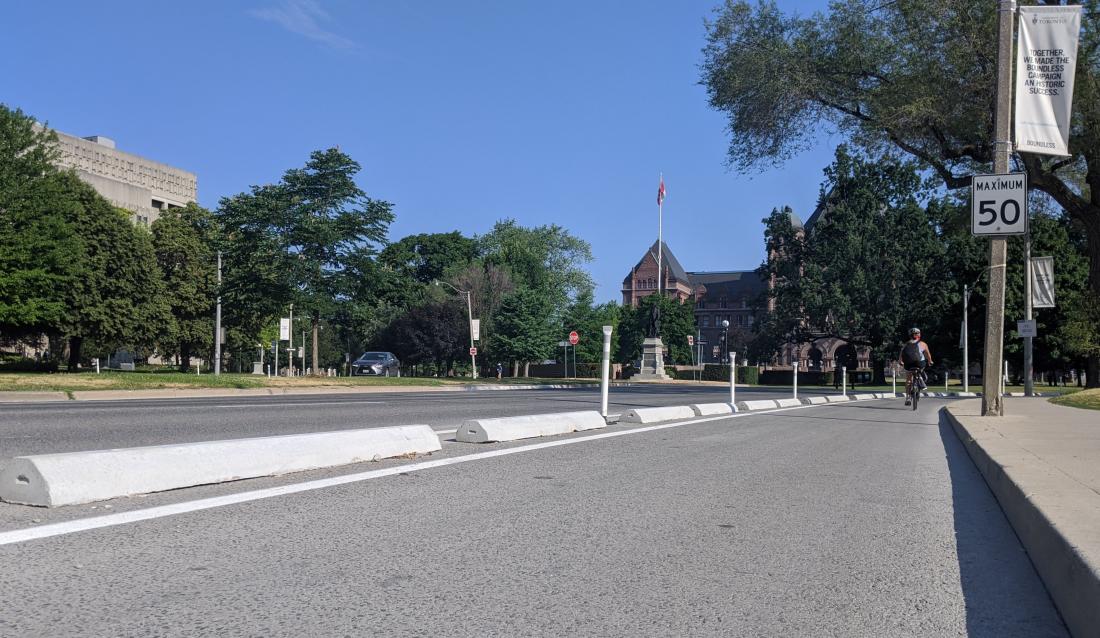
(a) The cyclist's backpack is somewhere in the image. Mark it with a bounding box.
[901,341,922,367]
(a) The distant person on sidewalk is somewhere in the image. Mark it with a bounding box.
[496,362,503,380]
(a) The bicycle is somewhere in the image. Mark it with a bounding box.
[906,367,927,410]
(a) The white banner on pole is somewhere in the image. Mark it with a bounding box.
[471,319,480,341]
[1032,255,1056,308]
[279,318,290,341]
[1015,5,1082,157]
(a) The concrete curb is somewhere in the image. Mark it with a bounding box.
[620,405,697,424]
[736,399,779,411]
[0,425,441,507]
[802,396,829,405]
[945,405,1100,637]
[826,395,852,403]
[455,410,606,443]
[775,398,802,408]
[690,403,735,416]
[0,391,70,403]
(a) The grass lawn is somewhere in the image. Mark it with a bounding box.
[1049,388,1100,411]
[0,369,602,393]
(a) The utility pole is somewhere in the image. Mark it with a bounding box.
[981,0,1015,416]
[214,251,222,375]
[288,303,294,377]
[1024,234,1034,396]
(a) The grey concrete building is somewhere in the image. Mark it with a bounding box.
[46,128,197,225]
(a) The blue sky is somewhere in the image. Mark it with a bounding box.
[2,0,837,303]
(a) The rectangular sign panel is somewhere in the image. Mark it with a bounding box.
[471,318,480,341]
[1015,5,1082,156]
[279,318,290,341]
[1032,256,1056,308]
[1018,319,1037,338]
[972,173,1028,236]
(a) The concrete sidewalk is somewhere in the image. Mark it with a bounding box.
[946,398,1100,638]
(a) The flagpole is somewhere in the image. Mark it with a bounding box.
[657,172,663,298]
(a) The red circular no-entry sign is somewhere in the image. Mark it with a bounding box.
[568,331,579,345]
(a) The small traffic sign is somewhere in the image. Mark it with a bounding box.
[712,345,720,356]
[568,331,579,345]
[1017,319,1037,338]
[687,335,694,346]
[972,173,1027,236]
[469,347,478,356]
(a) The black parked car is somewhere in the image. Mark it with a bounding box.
[351,352,401,377]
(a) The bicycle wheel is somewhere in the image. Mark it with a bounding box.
[911,386,919,410]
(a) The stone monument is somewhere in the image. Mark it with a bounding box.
[635,303,669,381]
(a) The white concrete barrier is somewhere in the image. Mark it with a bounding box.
[737,399,779,411]
[826,395,852,403]
[955,392,978,397]
[853,393,877,401]
[803,396,829,405]
[775,398,802,408]
[0,426,441,508]
[620,405,697,424]
[456,411,606,443]
[691,403,735,416]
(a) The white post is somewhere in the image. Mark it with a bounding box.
[729,352,736,406]
[945,370,949,393]
[274,341,278,379]
[287,304,293,377]
[892,365,896,396]
[793,361,799,400]
[466,291,477,379]
[963,284,970,393]
[95,358,100,374]
[600,326,613,418]
[214,251,222,375]
[842,366,847,397]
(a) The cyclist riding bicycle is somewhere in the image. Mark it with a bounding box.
[898,327,933,406]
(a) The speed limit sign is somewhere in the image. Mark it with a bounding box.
[972,173,1027,236]
[687,335,694,346]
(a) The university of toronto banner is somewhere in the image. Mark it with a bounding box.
[1032,256,1056,309]
[1015,5,1082,157]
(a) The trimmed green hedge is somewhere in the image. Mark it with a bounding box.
[699,365,759,384]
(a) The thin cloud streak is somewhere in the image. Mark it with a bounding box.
[250,0,357,50]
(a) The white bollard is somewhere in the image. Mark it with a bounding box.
[842,366,847,397]
[600,325,612,417]
[95,358,100,374]
[892,366,896,395]
[729,352,736,405]
[793,361,798,400]
[945,370,949,393]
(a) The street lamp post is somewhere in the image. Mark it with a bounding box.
[214,251,222,375]
[721,320,730,364]
[435,280,477,379]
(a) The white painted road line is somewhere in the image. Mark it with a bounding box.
[0,398,896,546]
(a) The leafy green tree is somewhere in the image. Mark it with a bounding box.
[480,219,594,312]
[218,148,394,373]
[380,231,479,284]
[152,203,219,371]
[493,288,556,376]
[380,299,467,373]
[0,105,79,342]
[758,149,948,382]
[55,174,172,370]
[701,0,1100,386]
[561,290,620,368]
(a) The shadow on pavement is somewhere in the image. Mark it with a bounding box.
[936,410,1067,637]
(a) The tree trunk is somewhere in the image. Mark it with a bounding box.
[67,336,82,372]
[179,343,191,373]
[512,361,519,377]
[523,361,530,377]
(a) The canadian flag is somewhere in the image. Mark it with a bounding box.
[657,177,666,206]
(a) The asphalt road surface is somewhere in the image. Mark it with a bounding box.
[0,384,840,457]
[0,395,1067,637]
